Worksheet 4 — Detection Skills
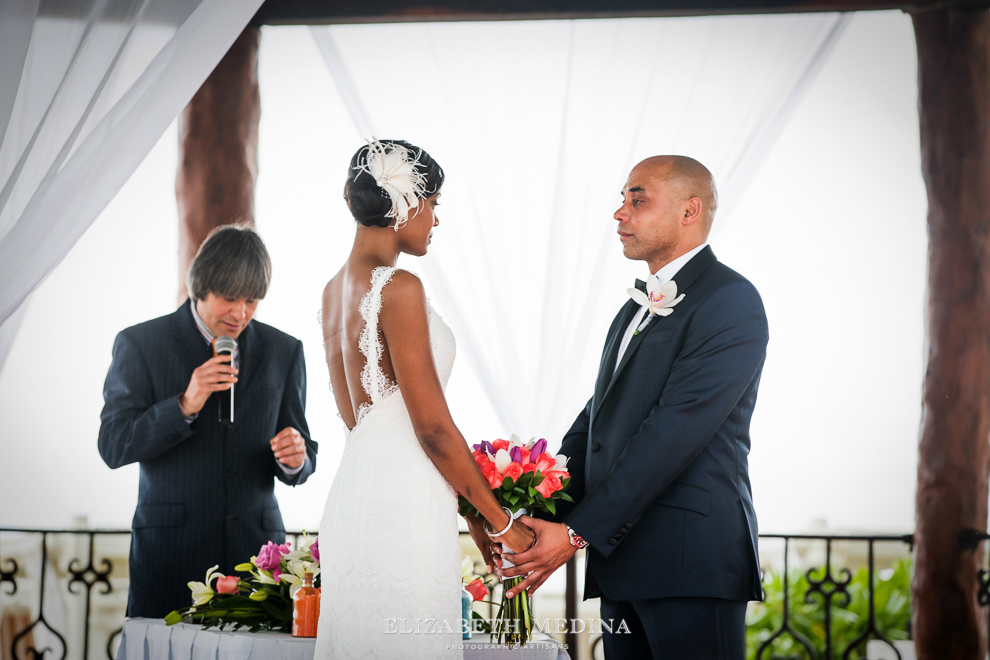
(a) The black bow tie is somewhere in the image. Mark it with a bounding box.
[634,279,646,293]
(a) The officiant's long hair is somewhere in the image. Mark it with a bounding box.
[344,139,444,229]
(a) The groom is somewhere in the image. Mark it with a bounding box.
[500,156,768,659]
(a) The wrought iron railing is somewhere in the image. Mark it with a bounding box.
[0,528,983,660]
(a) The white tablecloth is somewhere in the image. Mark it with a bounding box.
[118,618,570,660]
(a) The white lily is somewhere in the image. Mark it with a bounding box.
[187,564,221,606]
[509,433,523,447]
[494,448,512,473]
[627,276,685,318]
[554,454,570,471]
[461,556,475,581]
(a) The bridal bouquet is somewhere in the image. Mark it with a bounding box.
[164,535,320,633]
[459,435,573,647]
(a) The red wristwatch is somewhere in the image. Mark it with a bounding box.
[566,525,589,549]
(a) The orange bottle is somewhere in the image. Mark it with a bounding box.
[292,572,320,637]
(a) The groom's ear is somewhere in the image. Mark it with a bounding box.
[681,197,703,226]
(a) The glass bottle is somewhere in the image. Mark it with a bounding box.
[292,572,320,637]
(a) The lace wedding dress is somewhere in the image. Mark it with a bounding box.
[315,266,463,659]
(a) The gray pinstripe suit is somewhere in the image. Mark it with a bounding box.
[98,301,317,618]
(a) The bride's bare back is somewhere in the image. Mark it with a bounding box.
[320,264,400,431]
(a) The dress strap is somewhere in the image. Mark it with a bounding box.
[358,266,398,408]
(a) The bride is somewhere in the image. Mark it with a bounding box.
[315,139,534,659]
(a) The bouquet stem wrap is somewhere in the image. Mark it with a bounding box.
[494,507,533,648]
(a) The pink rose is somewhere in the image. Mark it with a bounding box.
[522,462,538,474]
[503,463,524,483]
[273,567,282,583]
[310,538,320,563]
[255,541,290,571]
[534,454,556,475]
[465,578,488,602]
[535,473,563,498]
[492,438,510,452]
[216,575,239,594]
[483,462,503,489]
[519,448,532,465]
[546,469,570,482]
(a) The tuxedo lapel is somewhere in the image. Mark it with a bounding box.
[596,246,718,415]
[235,322,269,400]
[170,302,211,374]
[592,298,641,417]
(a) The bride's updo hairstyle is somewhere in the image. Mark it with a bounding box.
[345,139,444,229]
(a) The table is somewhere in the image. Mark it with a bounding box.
[118,618,571,660]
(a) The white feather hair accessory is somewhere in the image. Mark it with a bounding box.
[353,138,428,230]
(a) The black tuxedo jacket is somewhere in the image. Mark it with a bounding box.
[98,302,317,617]
[559,247,767,603]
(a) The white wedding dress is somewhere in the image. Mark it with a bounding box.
[315,266,463,659]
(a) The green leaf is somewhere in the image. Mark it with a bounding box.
[545,500,556,515]
[558,492,574,503]
[502,476,514,490]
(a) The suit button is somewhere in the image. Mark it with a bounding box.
[623,523,632,531]
[591,442,601,452]
[608,538,618,546]
[227,514,235,522]
[613,533,622,540]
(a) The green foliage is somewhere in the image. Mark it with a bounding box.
[746,558,911,660]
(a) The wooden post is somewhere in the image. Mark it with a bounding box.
[176,27,261,303]
[912,8,990,659]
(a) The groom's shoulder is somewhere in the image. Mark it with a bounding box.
[700,261,765,313]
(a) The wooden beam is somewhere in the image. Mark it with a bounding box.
[250,0,989,24]
[912,7,990,659]
[175,27,261,304]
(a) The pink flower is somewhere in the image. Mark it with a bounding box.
[519,448,531,465]
[503,463,523,483]
[273,567,282,583]
[465,578,488,602]
[534,454,556,475]
[522,463,538,474]
[216,575,239,594]
[483,462,503,489]
[255,541,291,571]
[310,538,320,563]
[546,469,570,482]
[535,473,563,498]
[492,438,510,452]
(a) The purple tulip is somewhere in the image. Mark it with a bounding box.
[472,443,483,452]
[310,538,320,563]
[510,446,522,464]
[483,441,496,456]
[531,439,547,460]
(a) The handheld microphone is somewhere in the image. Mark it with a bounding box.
[213,335,237,427]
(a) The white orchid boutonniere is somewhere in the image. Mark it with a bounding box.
[627,276,685,335]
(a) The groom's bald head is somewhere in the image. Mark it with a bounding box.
[637,155,719,233]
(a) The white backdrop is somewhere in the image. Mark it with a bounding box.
[310,14,849,439]
[0,11,925,537]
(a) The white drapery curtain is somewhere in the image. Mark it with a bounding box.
[0,0,265,373]
[310,15,850,441]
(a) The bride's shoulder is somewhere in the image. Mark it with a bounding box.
[382,268,424,297]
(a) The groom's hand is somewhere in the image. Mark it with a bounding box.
[497,516,576,599]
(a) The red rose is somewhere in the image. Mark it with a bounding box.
[503,463,524,482]
[546,469,570,482]
[492,438,510,452]
[465,578,488,602]
[535,473,563,498]
[522,463,538,474]
[216,575,239,594]
[519,448,532,465]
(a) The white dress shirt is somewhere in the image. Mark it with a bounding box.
[614,243,709,373]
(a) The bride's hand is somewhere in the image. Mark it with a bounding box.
[500,521,535,556]
[465,515,496,573]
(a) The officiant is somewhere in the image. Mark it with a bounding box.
[98,224,317,618]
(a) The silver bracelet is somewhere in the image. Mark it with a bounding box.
[484,507,514,538]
